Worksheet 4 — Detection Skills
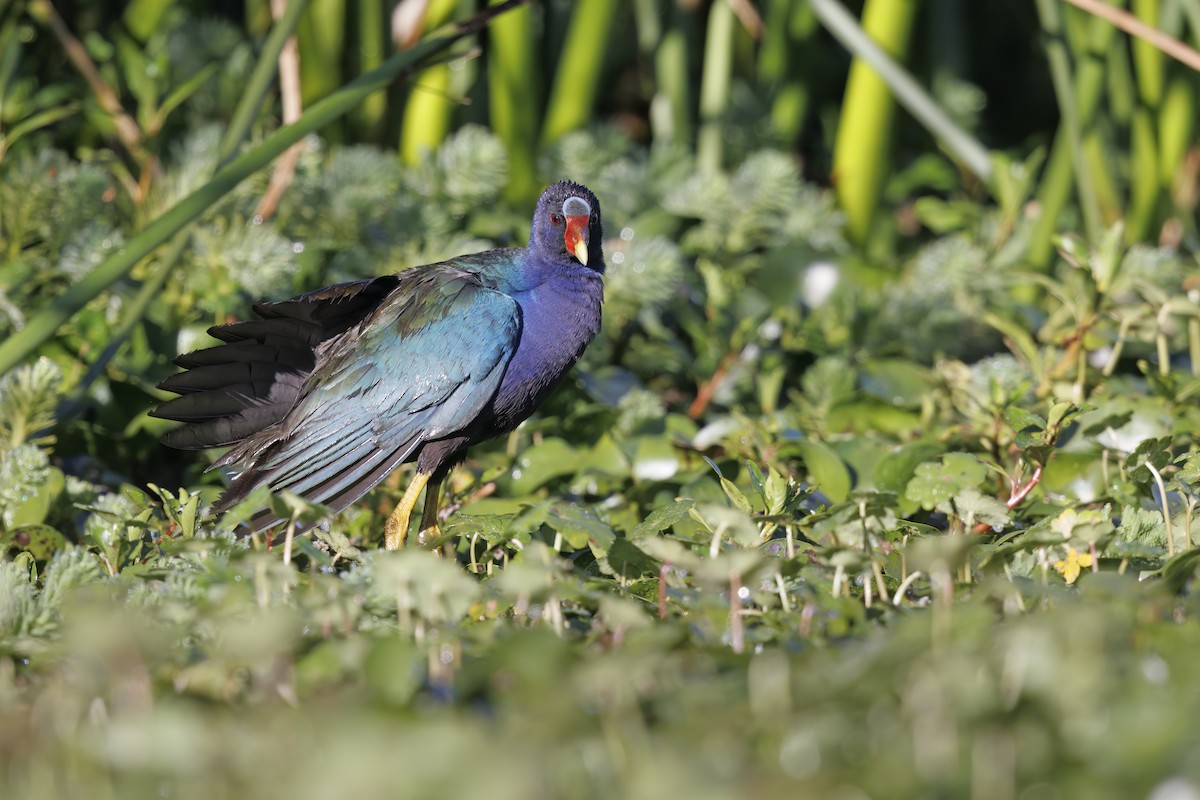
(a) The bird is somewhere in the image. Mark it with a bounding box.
[151,180,604,550]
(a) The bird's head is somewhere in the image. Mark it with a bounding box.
[531,180,604,274]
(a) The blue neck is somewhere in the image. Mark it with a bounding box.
[485,261,603,432]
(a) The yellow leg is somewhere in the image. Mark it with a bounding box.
[416,476,444,551]
[384,471,431,550]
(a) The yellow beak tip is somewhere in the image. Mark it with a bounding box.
[573,239,589,266]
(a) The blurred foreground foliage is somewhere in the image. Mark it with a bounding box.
[3,0,1200,798]
[3,119,1200,795]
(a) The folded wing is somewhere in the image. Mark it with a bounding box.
[153,263,521,530]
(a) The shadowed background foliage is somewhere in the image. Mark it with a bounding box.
[2,0,1200,797]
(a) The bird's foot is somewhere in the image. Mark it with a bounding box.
[384,509,410,550]
[416,523,442,552]
[384,472,432,550]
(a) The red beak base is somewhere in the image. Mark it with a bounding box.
[564,215,590,265]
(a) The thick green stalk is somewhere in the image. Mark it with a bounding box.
[1127,106,1159,241]
[0,17,515,376]
[245,0,272,35]
[488,0,539,203]
[297,0,346,140]
[1076,7,1123,228]
[0,12,22,124]
[651,2,693,148]
[759,0,815,144]
[542,0,619,144]
[1082,136,1121,224]
[631,0,659,52]
[1027,6,1122,267]
[349,0,388,141]
[398,0,462,163]
[121,0,173,41]
[1159,76,1195,194]
[1027,135,1075,269]
[809,0,991,182]
[1131,0,1165,103]
[1030,0,1108,259]
[1106,32,1134,125]
[401,62,453,164]
[219,0,312,167]
[827,0,920,242]
[1127,0,1164,242]
[697,0,735,173]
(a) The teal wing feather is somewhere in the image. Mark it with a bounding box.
[212,263,521,528]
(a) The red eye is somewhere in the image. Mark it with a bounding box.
[550,213,564,226]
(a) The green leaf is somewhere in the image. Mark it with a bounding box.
[0,524,67,560]
[155,63,220,127]
[942,487,1009,529]
[905,452,989,510]
[874,442,942,495]
[1174,450,1200,485]
[1124,437,1172,483]
[629,498,696,542]
[0,357,62,449]
[859,358,933,408]
[1050,506,1114,545]
[689,502,760,547]
[631,436,679,482]
[7,466,63,527]
[508,437,581,494]
[601,538,660,581]
[1003,406,1046,436]
[719,476,753,513]
[371,549,480,625]
[1116,505,1165,548]
[268,491,331,525]
[791,440,852,503]
[546,505,615,552]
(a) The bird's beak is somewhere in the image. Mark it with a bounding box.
[565,214,589,266]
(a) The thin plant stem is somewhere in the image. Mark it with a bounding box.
[1189,308,1200,377]
[892,570,922,606]
[1146,461,1175,557]
[1157,304,1172,377]
[1185,494,1195,550]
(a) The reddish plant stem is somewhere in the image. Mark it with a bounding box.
[973,462,1044,534]
[1007,463,1044,509]
[688,350,738,419]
